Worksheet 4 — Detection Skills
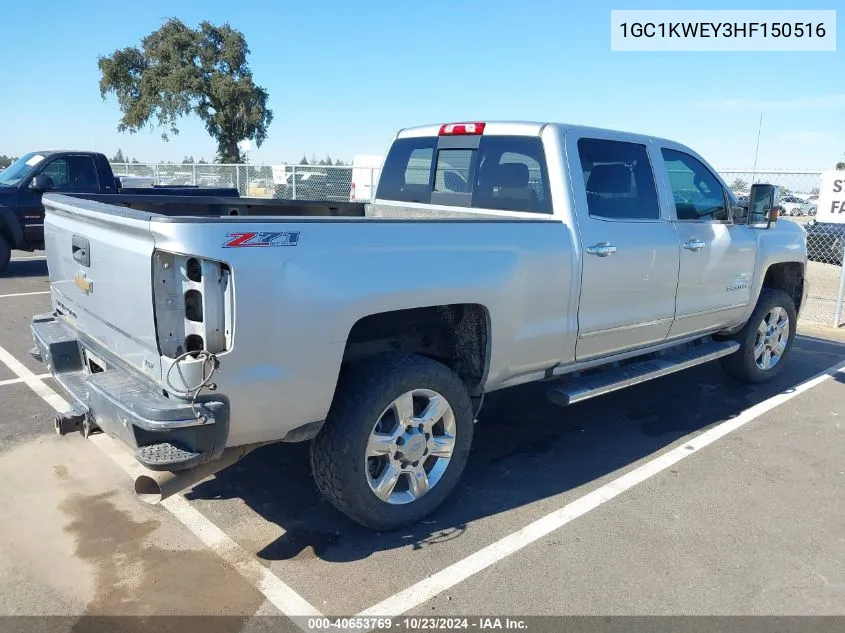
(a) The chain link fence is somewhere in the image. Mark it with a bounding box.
[721,169,844,328]
[110,163,359,201]
[111,163,844,328]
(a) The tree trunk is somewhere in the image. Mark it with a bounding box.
[218,138,240,164]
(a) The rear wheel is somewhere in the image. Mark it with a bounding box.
[720,289,796,383]
[0,233,10,275]
[311,354,474,530]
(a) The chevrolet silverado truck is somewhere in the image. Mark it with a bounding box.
[31,121,807,530]
[0,150,238,272]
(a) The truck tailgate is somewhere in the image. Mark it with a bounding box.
[43,195,161,379]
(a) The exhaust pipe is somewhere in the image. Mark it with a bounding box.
[134,443,263,504]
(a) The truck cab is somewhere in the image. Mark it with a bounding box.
[0,151,118,258]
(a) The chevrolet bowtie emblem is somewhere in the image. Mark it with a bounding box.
[75,274,93,295]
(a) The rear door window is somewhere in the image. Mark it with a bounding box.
[66,156,100,191]
[577,138,660,220]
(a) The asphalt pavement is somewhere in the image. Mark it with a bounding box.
[1,249,843,632]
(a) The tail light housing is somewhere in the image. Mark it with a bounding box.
[152,250,233,357]
[438,122,486,136]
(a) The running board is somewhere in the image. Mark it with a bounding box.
[546,340,740,407]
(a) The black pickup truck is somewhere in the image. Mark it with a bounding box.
[0,151,239,273]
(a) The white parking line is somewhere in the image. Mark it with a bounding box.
[0,344,323,625]
[358,358,845,618]
[0,373,50,388]
[0,291,51,299]
[0,347,69,412]
[89,433,323,620]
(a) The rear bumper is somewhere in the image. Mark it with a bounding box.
[31,313,229,470]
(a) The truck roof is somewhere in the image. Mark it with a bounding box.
[29,150,106,156]
[395,121,677,145]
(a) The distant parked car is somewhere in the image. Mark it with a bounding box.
[274,169,350,201]
[779,195,812,216]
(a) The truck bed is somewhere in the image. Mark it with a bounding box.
[67,193,367,217]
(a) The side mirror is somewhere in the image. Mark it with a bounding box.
[29,174,53,191]
[748,184,779,229]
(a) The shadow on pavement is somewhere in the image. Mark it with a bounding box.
[186,334,845,563]
[2,259,47,278]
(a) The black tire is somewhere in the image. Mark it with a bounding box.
[311,354,474,531]
[0,233,10,275]
[719,289,797,383]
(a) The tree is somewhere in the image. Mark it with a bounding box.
[198,157,208,164]
[334,158,345,166]
[182,155,196,164]
[0,155,17,169]
[98,18,273,164]
[836,162,845,170]
[110,149,127,163]
[131,157,140,163]
[299,155,309,165]
[730,178,748,193]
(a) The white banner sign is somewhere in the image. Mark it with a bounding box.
[815,170,845,224]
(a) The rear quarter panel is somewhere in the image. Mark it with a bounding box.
[150,217,575,446]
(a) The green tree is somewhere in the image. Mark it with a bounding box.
[334,158,344,166]
[198,157,208,164]
[182,155,196,164]
[836,162,845,170]
[299,155,309,165]
[0,155,17,169]
[110,149,127,163]
[98,18,273,164]
[131,157,140,163]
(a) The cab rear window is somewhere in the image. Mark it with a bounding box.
[376,135,552,213]
[376,137,437,203]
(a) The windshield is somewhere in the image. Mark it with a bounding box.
[0,152,46,186]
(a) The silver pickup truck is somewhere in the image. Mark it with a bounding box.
[31,121,807,530]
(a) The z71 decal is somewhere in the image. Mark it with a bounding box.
[223,231,300,248]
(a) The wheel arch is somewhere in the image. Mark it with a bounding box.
[337,303,491,398]
[760,261,806,316]
[0,206,23,248]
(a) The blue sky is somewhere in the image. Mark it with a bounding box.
[0,0,841,168]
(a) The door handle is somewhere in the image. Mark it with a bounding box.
[72,235,90,267]
[586,242,617,257]
[683,238,705,252]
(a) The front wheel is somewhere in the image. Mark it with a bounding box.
[311,354,474,530]
[719,289,797,383]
